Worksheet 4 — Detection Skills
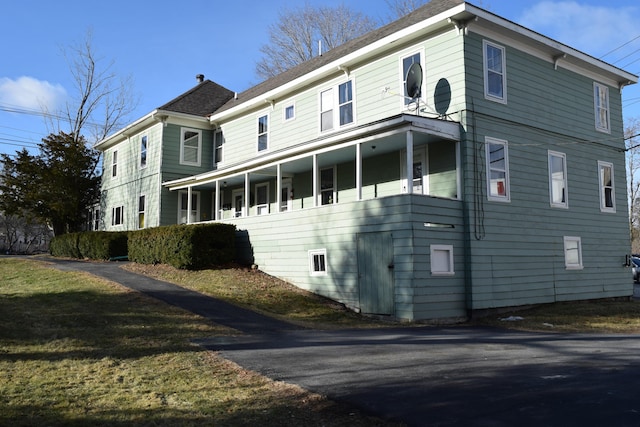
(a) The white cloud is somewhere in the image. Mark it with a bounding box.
[519,2,639,58]
[0,76,67,112]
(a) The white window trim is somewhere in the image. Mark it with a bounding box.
[308,249,328,276]
[255,182,270,215]
[594,82,610,134]
[232,188,245,218]
[177,190,201,224]
[485,137,510,202]
[214,129,224,166]
[483,40,507,104]
[318,79,355,133]
[257,113,269,153]
[548,150,568,209]
[430,244,454,275]
[563,236,583,270]
[400,147,428,194]
[280,178,293,212]
[140,135,148,169]
[399,48,426,109]
[111,205,124,227]
[138,194,146,229]
[284,103,296,122]
[319,166,337,205]
[111,150,118,178]
[180,127,202,166]
[598,160,616,213]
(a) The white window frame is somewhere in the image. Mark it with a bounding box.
[594,82,610,133]
[284,103,295,121]
[401,147,428,194]
[111,205,124,227]
[214,129,224,166]
[257,113,269,152]
[430,245,454,275]
[319,79,354,133]
[255,182,270,215]
[483,40,507,104]
[180,128,202,166]
[140,135,148,169]
[232,188,245,218]
[485,137,510,202]
[400,49,425,108]
[138,194,146,229]
[308,249,328,276]
[548,151,568,209]
[563,236,583,270]
[111,150,118,177]
[319,166,336,205]
[598,161,616,213]
[177,190,200,224]
[280,178,293,212]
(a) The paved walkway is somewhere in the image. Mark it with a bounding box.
[39,257,640,426]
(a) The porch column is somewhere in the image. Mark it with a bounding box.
[356,143,362,201]
[276,163,282,212]
[313,154,318,207]
[215,180,220,220]
[244,173,250,217]
[187,186,193,224]
[406,130,414,194]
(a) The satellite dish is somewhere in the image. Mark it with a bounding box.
[405,62,423,100]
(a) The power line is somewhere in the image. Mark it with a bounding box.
[600,34,640,59]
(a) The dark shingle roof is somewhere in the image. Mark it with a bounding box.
[159,79,235,117]
[214,0,464,114]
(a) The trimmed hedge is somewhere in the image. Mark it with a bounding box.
[50,231,128,260]
[128,223,236,270]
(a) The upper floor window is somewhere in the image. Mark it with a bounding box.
[549,151,568,208]
[140,135,147,168]
[284,104,295,121]
[485,137,510,202]
[483,40,506,103]
[594,82,610,133]
[180,128,201,166]
[320,80,353,132]
[214,129,224,165]
[258,114,269,152]
[401,51,423,106]
[111,150,118,177]
[598,161,615,212]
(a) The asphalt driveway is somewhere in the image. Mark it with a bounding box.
[41,257,640,426]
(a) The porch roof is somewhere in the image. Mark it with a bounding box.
[163,114,460,191]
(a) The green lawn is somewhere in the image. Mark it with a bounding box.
[0,258,399,426]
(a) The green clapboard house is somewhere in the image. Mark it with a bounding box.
[95,0,638,321]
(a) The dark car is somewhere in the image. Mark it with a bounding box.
[632,257,640,283]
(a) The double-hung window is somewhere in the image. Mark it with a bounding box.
[320,167,335,205]
[257,114,269,152]
[598,161,615,212]
[255,182,269,215]
[112,206,124,226]
[180,128,201,166]
[111,150,118,177]
[138,195,146,229]
[320,80,354,132]
[594,82,610,133]
[214,129,224,165]
[483,40,507,103]
[140,135,147,168]
[486,137,510,202]
[548,151,568,208]
[401,51,423,106]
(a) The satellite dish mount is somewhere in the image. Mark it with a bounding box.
[405,62,423,113]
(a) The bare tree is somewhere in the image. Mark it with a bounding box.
[46,30,138,144]
[256,4,378,80]
[385,0,428,19]
[625,117,640,253]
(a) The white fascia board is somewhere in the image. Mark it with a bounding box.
[466,5,638,86]
[209,5,468,123]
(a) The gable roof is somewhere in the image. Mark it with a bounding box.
[214,0,463,115]
[159,79,234,117]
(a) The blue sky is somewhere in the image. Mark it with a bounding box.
[2,0,640,155]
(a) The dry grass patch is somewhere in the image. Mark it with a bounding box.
[0,258,400,426]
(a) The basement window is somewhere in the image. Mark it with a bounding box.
[309,249,328,276]
[431,245,454,275]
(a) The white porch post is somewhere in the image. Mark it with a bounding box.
[406,130,414,194]
[313,154,318,207]
[187,186,193,224]
[244,172,250,217]
[356,143,362,201]
[276,163,282,212]
[215,180,220,220]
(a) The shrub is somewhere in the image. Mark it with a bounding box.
[50,231,128,260]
